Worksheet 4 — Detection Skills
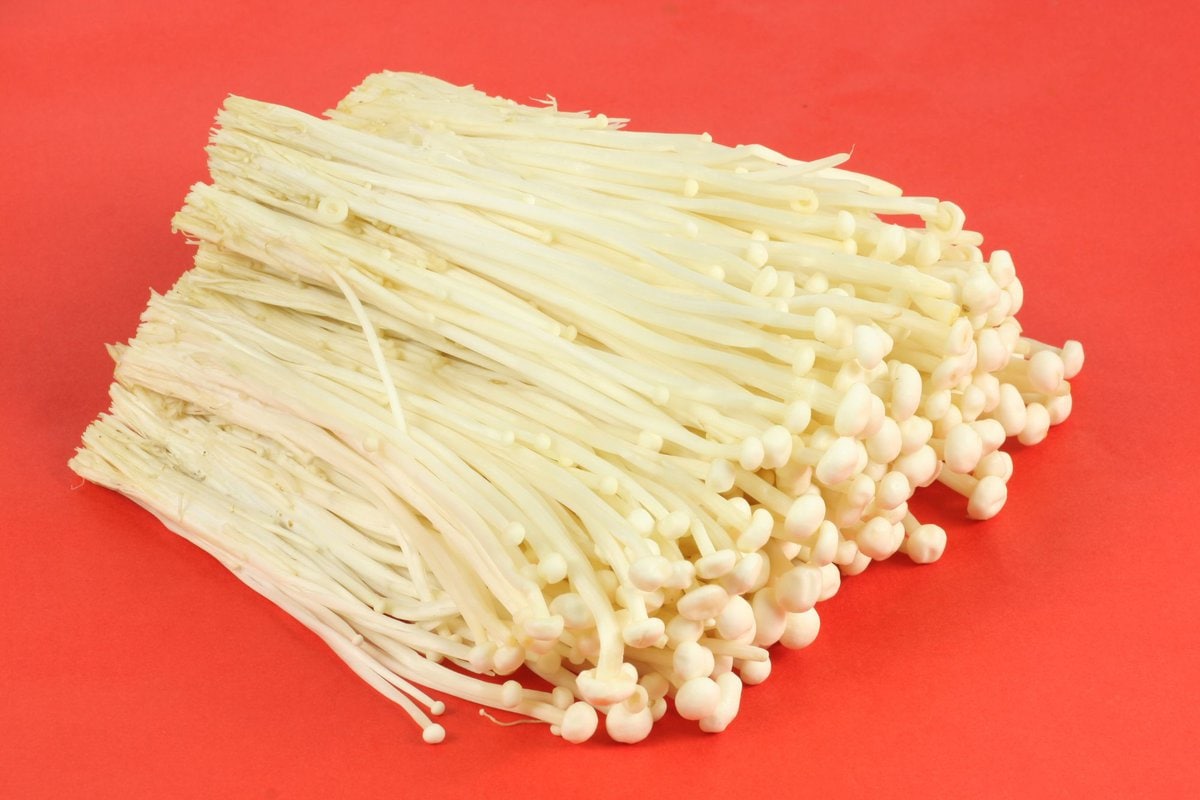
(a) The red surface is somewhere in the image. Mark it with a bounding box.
[2,1,1198,796]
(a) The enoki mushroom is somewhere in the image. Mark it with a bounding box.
[71,72,1082,745]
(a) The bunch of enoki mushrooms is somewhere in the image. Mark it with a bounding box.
[72,73,1082,744]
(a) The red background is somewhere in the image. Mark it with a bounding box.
[3,1,1198,796]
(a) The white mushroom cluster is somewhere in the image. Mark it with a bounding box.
[71,73,1082,744]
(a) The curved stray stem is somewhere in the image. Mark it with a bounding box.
[478,708,550,727]
[328,267,408,435]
